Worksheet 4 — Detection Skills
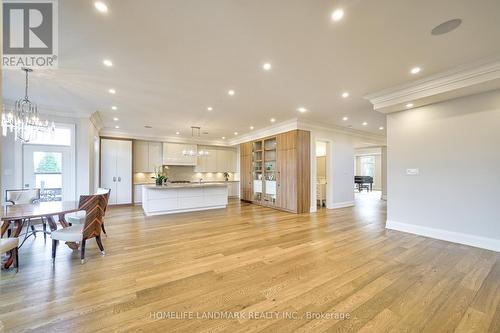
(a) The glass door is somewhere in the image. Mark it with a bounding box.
[252,140,263,201]
[263,137,277,205]
[23,145,75,201]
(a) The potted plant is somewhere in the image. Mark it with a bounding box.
[152,166,166,186]
[223,172,230,181]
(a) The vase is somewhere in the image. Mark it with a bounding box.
[155,179,163,186]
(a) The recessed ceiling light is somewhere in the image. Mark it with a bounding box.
[221,136,226,140]
[234,132,238,135]
[111,106,117,110]
[207,106,213,111]
[410,67,421,74]
[114,125,119,129]
[228,90,235,96]
[262,63,272,71]
[108,88,116,94]
[362,122,368,126]
[113,117,119,121]
[103,59,113,67]
[342,92,349,98]
[297,107,307,113]
[270,118,276,123]
[94,1,108,13]
[342,116,348,121]
[250,126,254,130]
[406,103,414,108]
[379,126,384,130]
[175,131,180,135]
[331,9,344,22]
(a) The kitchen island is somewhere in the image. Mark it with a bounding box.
[142,183,228,216]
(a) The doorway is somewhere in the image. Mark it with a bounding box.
[315,140,329,209]
[23,145,75,201]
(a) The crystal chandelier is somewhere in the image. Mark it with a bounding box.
[1,67,55,142]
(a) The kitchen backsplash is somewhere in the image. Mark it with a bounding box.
[133,166,238,184]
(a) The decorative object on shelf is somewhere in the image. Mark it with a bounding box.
[223,172,230,181]
[1,67,55,142]
[152,166,166,186]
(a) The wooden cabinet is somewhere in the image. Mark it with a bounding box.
[240,142,253,201]
[239,130,310,213]
[162,143,197,166]
[101,138,132,205]
[133,141,162,172]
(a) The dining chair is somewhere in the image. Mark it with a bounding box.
[5,189,48,243]
[51,194,106,264]
[65,188,111,235]
[0,237,20,272]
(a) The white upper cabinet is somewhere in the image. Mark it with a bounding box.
[133,141,163,172]
[162,143,197,166]
[194,146,237,172]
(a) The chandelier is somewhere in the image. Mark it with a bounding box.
[1,67,55,142]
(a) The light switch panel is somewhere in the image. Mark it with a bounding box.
[406,168,419,175]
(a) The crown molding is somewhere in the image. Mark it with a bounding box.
[228,118,299,145]
[99,129,232,147]
[297,119,386,144]
[90,112,104,131]
[364,58,500,113]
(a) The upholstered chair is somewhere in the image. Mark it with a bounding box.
[0,237,20,272]
[51,194,106,264]
[65,188,111,235]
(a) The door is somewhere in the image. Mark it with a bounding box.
[23,145,75,201]
[116,140,132,204]
[277,148,297,212]
[101,139,118,204]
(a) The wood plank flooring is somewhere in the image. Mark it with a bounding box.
[1,193,499,332]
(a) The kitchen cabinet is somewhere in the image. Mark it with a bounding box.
[194,147,237,172]
[162,143,197,166]
[240,142,253,201]
[239,130,310,213]
[228,181,240,197]
[134,184,143,204]
[101,138,132,205]
[133,141,162,172]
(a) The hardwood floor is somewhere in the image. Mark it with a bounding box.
[1,193,499,332]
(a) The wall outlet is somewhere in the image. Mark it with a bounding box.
[406,168,419,175]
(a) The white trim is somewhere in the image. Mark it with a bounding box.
[386,220,500,252]
[330,201,355,209]
[228,118,299,145]
[99,130,231,147]
[381,194,387,201]
[364,58,500,113]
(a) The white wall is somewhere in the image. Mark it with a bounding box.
[308,128,356,212]
[386,90,500,251]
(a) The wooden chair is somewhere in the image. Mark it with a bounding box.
[65,188,111,235]
[0,237,20,272]
[51,194,106,264]
[5,189,48,244]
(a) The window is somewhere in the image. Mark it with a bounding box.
[360,156,375,177]
[33,152,63,201]
[27,125,72,146]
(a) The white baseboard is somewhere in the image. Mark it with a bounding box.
[381,194,387,201]
[386,220,500,252]
[330,201,355,209]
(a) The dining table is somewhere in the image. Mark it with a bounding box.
[1,200,80,269]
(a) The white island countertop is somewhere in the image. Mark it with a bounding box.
[142,182,229,216]
[143,183,228,189]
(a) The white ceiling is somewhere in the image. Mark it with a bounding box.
[3,0,500,141]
